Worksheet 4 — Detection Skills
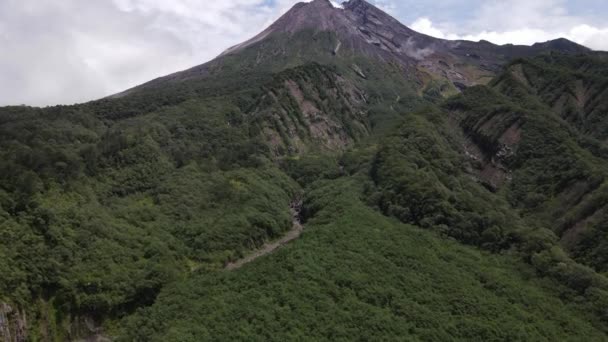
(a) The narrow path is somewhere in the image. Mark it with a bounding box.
[225,200,304,271]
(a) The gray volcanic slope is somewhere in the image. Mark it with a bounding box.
[116,0,589,97]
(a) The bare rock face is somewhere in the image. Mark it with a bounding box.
[0,303,27,342]
[250,63,370,155]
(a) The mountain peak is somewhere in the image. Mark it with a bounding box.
[118,0,596,97]
[532,38,591,53]
[219,0,412,58]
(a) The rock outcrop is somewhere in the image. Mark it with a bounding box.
[0,303,27,342]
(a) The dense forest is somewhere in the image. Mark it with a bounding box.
[2,0,608,340]
[1,52,608,341]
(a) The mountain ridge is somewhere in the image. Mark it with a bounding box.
[114,0,590,99]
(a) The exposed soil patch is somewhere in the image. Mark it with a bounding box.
[510,64,531,88]
[560,208,604,250]
[283,79,355,151]
[499,122,522,146]
[574,79,588,108]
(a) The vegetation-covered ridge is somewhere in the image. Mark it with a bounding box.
[368,93,608,331]
[443,56,608,276]
[0,88,302,339]
[0,44,424,339]
[120,177,607,341]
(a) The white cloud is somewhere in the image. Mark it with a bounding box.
[569,25,608,50]
[330,1,344,9]
[410,0,608,51]
[372,0,397,14]
[410,18,449,39]
[0,0,303,106]
[411,18,608,51]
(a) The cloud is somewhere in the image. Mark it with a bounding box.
[372,0,397,14]
[329,1,344,9]
[403,37,435,60]
[410,18,448,39]
[0,0,303,106]
[411,17,608,51]
[569,25,608,50]
[410,0,608,51]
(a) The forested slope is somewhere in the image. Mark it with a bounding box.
[1,0,608,340]
[120,177,607,341]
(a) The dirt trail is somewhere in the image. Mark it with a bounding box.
[225,200,304,271]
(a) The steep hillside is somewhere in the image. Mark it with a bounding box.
[120,177,607,341]
[502,54,608,142]
[0,99,302,339]
[438,55,608,275]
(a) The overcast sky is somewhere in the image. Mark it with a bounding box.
[1,0,607,107]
